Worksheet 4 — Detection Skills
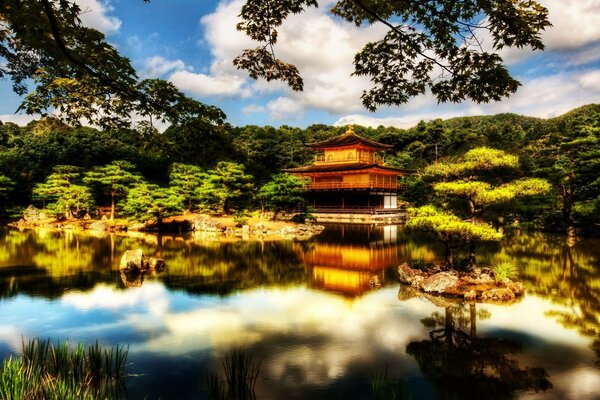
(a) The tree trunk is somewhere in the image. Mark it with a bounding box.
[468,240,476,269]
[469,304,477,338]
[445,306,454,347]
[444,241,454,270]
[110,192,115,220]
[223,199,229,214]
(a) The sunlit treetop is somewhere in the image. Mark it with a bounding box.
[235,0,550,111]
[407,205,502,242]
[425,147,520,178]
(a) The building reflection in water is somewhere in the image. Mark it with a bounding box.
[302,224,399,297]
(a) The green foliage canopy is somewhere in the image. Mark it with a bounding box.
[84,161,142,219]
[0,1,225,129]
[258,173,308,219]
[32,165,93,218]
[121,183,184,223]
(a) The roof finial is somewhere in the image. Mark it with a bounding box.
[344,125,355,135]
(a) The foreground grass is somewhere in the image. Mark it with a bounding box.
[0,338,128,400]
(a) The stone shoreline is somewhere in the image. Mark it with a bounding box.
[8,207,325,241]
[398,263,525,303]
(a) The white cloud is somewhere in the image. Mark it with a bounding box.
[74,0,121,35]
[0,114,39,126]
[169,70,251,97]
[242,104,266,114]
[140,56,187,78]
[335,69,600,128]
[579,70,600,91]
[541,0,600,50]
[192,0,385,117]
[266,97,304,120]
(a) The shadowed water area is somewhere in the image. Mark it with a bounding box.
[0,225,599,399]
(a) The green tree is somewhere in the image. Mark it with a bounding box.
[0,175,15,215]
[84,160,142,220]
[121,182,184,224]
[0,1,225,129]
[410,147,550,268]
[235,0,550,110]
[169,163,207,210]
[32,165,93,218]
[196,162,254,214]
[407,205,501,268]
[531,109,600,230]
[258,173,308,220]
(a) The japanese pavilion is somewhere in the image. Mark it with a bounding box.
[284,126,411,223]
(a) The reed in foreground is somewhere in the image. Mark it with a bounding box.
[0,338,128,400]
[207,349,262,400]
[371,369,411,400]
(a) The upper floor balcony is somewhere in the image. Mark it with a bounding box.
[314,153,384,165]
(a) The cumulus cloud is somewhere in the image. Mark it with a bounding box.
[0,114,39,126]
[74,0,121,34]
[541,0,600,50]
[335,69,600,128]
[140,56,187,79]
[169,70,251,97]
[187,0,386,116]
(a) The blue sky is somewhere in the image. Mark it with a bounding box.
[1,0,599,128]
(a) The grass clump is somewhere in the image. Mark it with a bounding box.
[0,338,128,400]
[207,349,262,400]
[371,369,411,400]
[492,261,519,282]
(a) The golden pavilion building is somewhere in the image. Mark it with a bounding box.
[284,127,411,223]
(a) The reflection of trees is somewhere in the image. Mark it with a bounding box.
[0,227,308,299]
[407,303,552,399]
[479,231,600,362]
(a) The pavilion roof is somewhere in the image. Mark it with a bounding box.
[306,126,393,150]
[283,163,411,174]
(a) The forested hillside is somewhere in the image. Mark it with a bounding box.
[0,104,598,233]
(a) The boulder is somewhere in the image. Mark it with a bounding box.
[23,205,47,222]
[145,257,166,272]
[120,249,144,272]
[464,290,477,300]
[481,288,516,301]
[119,249,166,274]
[421,272,459,294]
[368,275,382,288]
[128,222,146,231]
[89,220,108,231]
[398,263,423,285]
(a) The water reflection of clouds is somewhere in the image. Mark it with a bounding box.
[2,282,600,399]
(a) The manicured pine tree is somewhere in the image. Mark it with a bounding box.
[169,163,206,211]
[84,160,142,220]
[121,182,184,225]
[0,175,14,215]
[258,173,308,220]
[32,165,93,219]
[409,147,550,269]
[196,162,254,214]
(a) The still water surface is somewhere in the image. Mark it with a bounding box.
[0,225,599,399]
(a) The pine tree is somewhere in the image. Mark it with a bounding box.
[84,160,142,220]
[408,147,550,268]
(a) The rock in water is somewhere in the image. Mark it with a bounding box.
[421,272,458,293]
[120,249,143,272]
[146,257,166,272]
[120,249,166,275]
[397,263,423,285]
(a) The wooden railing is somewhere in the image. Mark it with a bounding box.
[310,206,407,215]
[305,181,403,190]
[314,154,384,164]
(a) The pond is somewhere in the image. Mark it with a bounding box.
[0,225,599,399]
